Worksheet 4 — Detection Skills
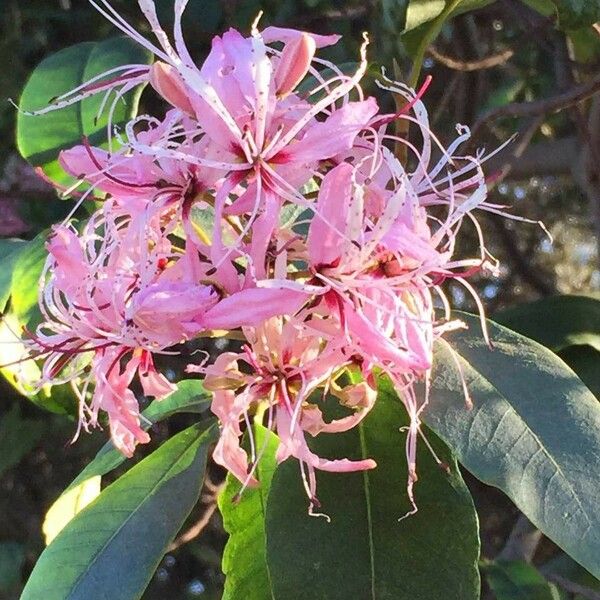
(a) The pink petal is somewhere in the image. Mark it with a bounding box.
[307,162,353,267]
[276,410,376,472]
[344,304,420,369]
[278,98,378,164]
[213,426,258,487]
[261,26,341,49]
[202,287,307,330]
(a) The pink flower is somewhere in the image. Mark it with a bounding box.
[18,6,528,515]
[190,316,376,515]
[27,205,307,455]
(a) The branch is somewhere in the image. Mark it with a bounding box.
[497,514,542,563]
[485,137,577,179]
[491,115,545,185]
[546,574,600,600]
[471,72,600,143]
[167,481,224,552]
[428,46,514,72]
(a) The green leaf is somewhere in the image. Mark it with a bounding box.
[265,385,480,600]
[64,379,211,494]
[483,560,561,600]
[219,426,279,600]
[385,0,495,34]
[568,26,600,64]
[40,380,210,549]
[0,311,77,415]
[42,476,102,545]
[10,231,47,327]
[0,232,79,414]
[522,0,600,30]
[17,36,152,186]
[0,404,44,477]
[404,0,493,31]
[0,239,27,312]
[494,295,600,353]
[424,312,600,579]
[21,421,217,600]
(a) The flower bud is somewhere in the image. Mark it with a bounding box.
[150,61,195,115]
[275,33,316,97]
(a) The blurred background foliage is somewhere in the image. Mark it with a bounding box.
[1,0,600,598]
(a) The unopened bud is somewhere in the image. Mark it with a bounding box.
[150,62,194,115]
[275,33,316,98]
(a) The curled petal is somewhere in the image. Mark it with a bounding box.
[276,409,376,472]
[213,426,258,487]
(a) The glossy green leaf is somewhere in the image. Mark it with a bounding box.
[494,295,600,353]
[10,231,47,327]
[64,379,211,494]
[424,312,600,579]
[41,380,210,550]
[42,476,101,546]
[483,560,561,600]
[265,385,480,600]
[21,421,217,600]
[383,0,495,34]
[17,36,152,185]
[0,239,26,312]
[219,426,279,600]
[522,0,600,30]
[404,0,495,32]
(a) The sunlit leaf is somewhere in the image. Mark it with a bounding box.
[17,36,152,186]
[0,239,26,312]
[10,231,47,327]
[219,426,279,600]
[21,422,217,600]
[42,476,101,545]
[494,295,600,353]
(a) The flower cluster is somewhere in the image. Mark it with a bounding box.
[22,0,523,513]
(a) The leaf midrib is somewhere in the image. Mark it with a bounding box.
[358,422,376,600]
[257,457,276,600]
[60,426,210,600]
